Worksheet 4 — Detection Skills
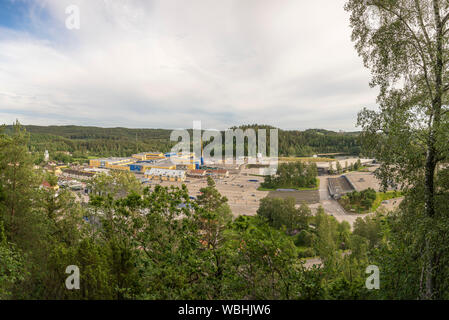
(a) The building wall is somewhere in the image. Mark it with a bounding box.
[150,164,177,170]
[107,164,131,171]
[132,154,146,161]
[90,160,101,167]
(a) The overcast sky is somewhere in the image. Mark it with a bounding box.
[0,0,378,131]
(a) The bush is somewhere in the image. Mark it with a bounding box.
[294,230,315,247]
[297,247,316,259]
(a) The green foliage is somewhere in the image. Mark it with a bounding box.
[294,230,315,248]
[3,124,362,159]
[0,223,26,299]
[261,162,318,190]
[3,121,435,300]
[353,214,384,249]
[339,188,377,213]
[89,171,143,199]
[228,216,324,299]
[257,198,311,234]
[345,0,449,299]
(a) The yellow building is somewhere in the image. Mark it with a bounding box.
[132,152,165,161]
[89,158,135,170]
[89,159,101,167]
[145,160,177,170]
[107,164,131,171]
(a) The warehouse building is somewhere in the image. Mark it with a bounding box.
[147,159,177,170]
[145,168,186,182]
[187,169,207,178]
[89,152,201,172]
[128,159,166,173]
[89,157,135,171]
[132,152,165,161]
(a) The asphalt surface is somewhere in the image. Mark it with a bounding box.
[316,175,369,228]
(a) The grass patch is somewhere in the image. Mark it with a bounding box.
[371,190,404,212]
[339,190,404,214]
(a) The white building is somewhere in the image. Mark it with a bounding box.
[145,168,186,182]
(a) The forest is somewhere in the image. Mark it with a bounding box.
[1,122,449,300]
[1,124,361,162]
[0,124,390,299]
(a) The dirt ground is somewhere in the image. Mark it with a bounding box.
[146,167,269,216]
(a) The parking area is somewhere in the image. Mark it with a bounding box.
[267,190,320,204]
[145,167,269,216]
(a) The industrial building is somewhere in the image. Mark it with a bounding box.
[145,168,186,182]
[90,151,201,172]
[89,157,134,171]
[171,158,200,170]
[187,169,229,179]
[187,169,207,178]
[128,159,167,173]
[132,152,165,161]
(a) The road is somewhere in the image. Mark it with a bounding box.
[314,175,370,228]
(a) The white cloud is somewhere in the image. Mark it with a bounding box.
[0,0,377,130]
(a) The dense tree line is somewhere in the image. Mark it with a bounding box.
[3,124,361,161]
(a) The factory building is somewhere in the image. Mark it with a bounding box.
[187,169,207,178]
[128,159,167,173]
[145,168,186,182]
[89,158,134,171]
[132,152,165,161]
[89,152,201,173]
[171,159,200,170]
[170,153,200,170]
[147,159,177,170]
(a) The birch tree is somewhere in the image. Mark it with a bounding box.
[345,0,449,299]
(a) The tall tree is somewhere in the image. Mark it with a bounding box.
[0,121,38,243]
[345,0,449,299]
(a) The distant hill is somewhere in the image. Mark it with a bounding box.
[2,124,361,159]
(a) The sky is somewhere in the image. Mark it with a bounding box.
[0,0,378,131]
